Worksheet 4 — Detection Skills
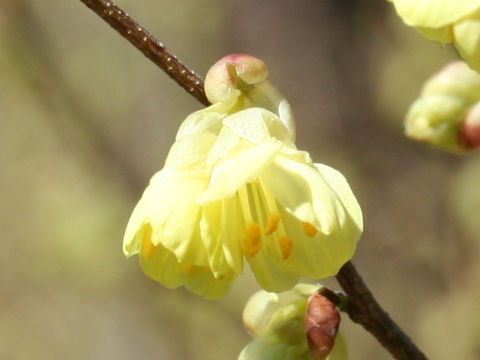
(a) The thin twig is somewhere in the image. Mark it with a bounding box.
[78,1,428,359]
[78,0,209,106]
[336,262,428,360]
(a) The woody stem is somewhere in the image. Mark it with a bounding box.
[78,0,209,106]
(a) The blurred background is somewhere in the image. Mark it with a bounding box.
[1,0,480,359]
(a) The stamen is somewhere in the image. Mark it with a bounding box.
[279,236,293,260]
[302,222,318,237]
[264,214,281,235]
[245,223,262,257]
[141,226,158,259]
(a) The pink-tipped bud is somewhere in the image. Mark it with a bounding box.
[204,54,269,103]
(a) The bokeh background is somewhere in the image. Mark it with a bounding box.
[2,0,480,359]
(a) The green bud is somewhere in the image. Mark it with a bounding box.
[405,61,480,152]
[240,284,348,360]
[243,284,320,344]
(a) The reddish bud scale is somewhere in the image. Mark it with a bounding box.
[459,120,480,150]
[305,292,341,360]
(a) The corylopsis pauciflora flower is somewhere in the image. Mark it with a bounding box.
[123,54,363,299]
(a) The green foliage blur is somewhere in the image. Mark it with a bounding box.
[1,0,479,359]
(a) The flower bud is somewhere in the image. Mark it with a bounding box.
[204,54,269,103]
[240,285,346,360]
[203,54,296,138]
[405,61,480,152]
[243,284,320,343]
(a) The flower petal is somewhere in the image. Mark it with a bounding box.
[224,107,294,146]
[141,173,210,267]
[268,206,358,279]
[140,235,236,300]
[415,25,453,44]
[199,200,242,277]
[454,17,480,72]
[175,94,238,139]
[198,142,282,204]
[140,238,191,289]
[314,163,363,233]
[185,267,237,300]
[391,0,480,28]
[221,195,246,273]
[206,126,241,170]
[123,197,148,256]
[247,250,299,292]
[260,157,349,235]
[164,132,217,174]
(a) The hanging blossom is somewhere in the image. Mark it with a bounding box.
[388,0,480,72]
[123,54,363,299]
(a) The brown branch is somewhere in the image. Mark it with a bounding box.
[78,0,209,106]
[336,262,428,360]
[78,1,427,359]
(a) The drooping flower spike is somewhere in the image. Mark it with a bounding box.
[123,54,363,299]
[388,0,480,72]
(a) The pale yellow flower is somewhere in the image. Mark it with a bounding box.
[388,0,480,71]
[123,55,363,299]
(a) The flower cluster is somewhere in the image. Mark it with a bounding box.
[123,54,363,299]
[388,0,480,72]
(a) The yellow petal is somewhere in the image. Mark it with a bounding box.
[391,0,480,28]
[184,267,237,300]
[140,238,191,289]
[140,238,236,300]
[164,132,217,174]
[416,25,453,44]
[224,107,294,146]
[454,18,480,72]
[314,163,363,233]
[123,198,147,256]
[198,142,282,204]
[220,195,246,274]
[140,174,210,267]
[175,95,238,139]
[260,157,348,235]
[268,206,358,279]
[223,108,277,144]
[206,126,240,170]
[243,81,296,140]
[247,246,299,292]
[199,201,240,277]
